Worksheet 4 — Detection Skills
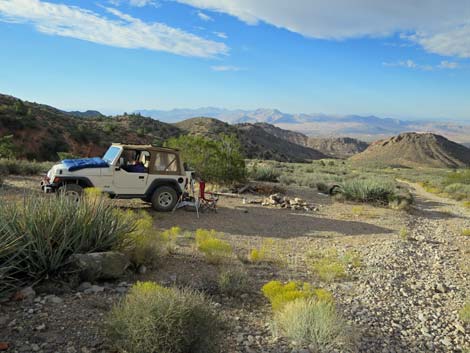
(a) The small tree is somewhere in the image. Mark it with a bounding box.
[0,135,16,159]
[166,134,246,184]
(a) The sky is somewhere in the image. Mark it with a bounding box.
[0,0,469,121]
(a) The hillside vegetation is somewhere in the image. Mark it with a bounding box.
[0,94,328,163]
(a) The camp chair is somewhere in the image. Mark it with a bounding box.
[198,181,218,212]
[173,178,199,218]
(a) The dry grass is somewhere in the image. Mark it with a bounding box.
[272,299,357,352]
[106,281,221,353]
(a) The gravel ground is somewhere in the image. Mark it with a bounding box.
[0,177,469,353]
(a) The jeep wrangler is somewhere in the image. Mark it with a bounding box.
[41,143,189,211]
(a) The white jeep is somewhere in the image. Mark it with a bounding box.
[41,143,189,211]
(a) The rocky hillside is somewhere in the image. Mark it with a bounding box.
[0,94,326,162]
[306,137,369,159]
[175,118,327,162]
[253,123,368,158]
[351,132,470,168]
[0,94,180,160]
[235,123,327,162]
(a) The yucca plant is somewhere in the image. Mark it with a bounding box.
[0,194,135,293]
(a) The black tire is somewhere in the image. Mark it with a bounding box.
[57,183,83,202]
[151,186,178,212]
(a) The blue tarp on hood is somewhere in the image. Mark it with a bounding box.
[62,157,109,172]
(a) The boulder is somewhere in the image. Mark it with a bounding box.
[69,252,130,281]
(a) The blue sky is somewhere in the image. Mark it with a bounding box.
[0,0,469,121]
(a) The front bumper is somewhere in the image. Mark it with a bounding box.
[41,178,58,193]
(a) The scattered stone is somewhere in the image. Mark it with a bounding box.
[35,324,46,331]
[77,282,92,291]
[84,285,105,294]
[69,251,130,281]
[137,265,147,274]
[45,295,64,304]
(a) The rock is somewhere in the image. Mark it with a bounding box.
[84,285,105,294]
[35,323,46,331]
[69,251,130,281]
[77,282,92,291]
[30,343,40,352]
[434,283,447,294]
[137,265,147,274]
[13,286,36,301]
[0,315,9,327]
[45,295,63,304]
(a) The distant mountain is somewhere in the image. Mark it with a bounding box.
[252,123,368,158]
[67,110,105,118]
[350,132,470,168]
[175,117,327,162]
[136,107,470,143]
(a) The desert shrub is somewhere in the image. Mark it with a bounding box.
[309,248,360,282]
[0,159,53,175]
[161,226,182,253]
[340,178,398,205]
[461,229,470,237]
[272,299,357,352]
[249,164,280,182]
[0,195,133,293]
[248,239,280,264]
[463,201,470,209]
[262,281,333,311]
[445,169,470,185]
[195,229,232,264]
[218,268,249,295]
[460,301,470,323]
[279,174,296,185]
[117,211,162,267]
[106,281,221,353]
[316,182,330,194]
[399,226,410,241]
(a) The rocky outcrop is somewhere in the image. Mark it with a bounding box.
[69,252,130,281]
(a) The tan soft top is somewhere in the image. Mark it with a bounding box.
[111,143,179,153]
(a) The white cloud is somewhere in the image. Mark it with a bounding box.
[197,11,212,21]
[438,61,459,69]
[108,0,159,7]
[175,0,470,58]
[211,65,241,71]
[383,59,459,71]
[214,31,227,39]
[0,0,227,58]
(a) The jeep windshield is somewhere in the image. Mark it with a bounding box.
[102,146,121,164]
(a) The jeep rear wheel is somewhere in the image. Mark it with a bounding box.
[58,183,83,202]
[151,186,178,212]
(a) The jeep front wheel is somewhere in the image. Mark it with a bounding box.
[151,186,178,212]
[58,183,83,202]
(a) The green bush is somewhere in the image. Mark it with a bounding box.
[340,178,397,204]
[218,268,249,295]
[272,299,357,352]
[167,134,246,184]
[0,195,134,296]
[106,281,221,353]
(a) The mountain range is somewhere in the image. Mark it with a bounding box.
[2,93,469,168]
[136,108,470,144]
